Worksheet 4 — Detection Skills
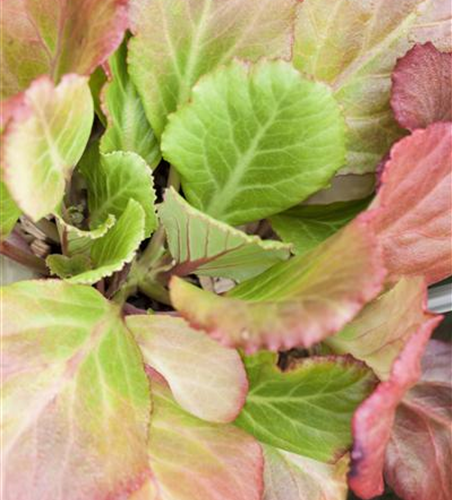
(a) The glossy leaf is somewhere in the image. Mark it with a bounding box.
[126,314,248,423]
[385,341,452,500]
[294,0,452,173]
[263,445,349,500]
[270,198,370,255]
[1,0,128,98]
[160,188,291,282]
[145,377,264,500]
[67,199,145,284]
[46,254,92,279]
[1,75,93,221]
[391,43,452,131]
[100,41,161,169]
[0,181,21,240]
[81,151,157,237]
[128,0,299,137]
[235,352,377,462]
[373,123,452,284]
[162,60,345,226]
[2,280,151,499]
[170,214,385,352]
[349,315,442,499]
[326,277,432,380]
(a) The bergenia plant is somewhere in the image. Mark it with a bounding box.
[1,1,451,499]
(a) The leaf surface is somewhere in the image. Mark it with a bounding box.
[391,43,452,131]
[46,254,92,279]
[326,277,432,380]
[170,214,385,352]
[127,314,248,423]
[294,0,452,173]
[162,60,345,226]
[160,188,291,282]
[0,181,21,240]
[1,75,93,221]
[270,198,369,255]
[144,377,264,500]
[348,316,442,499]
[82,151,157,237]
[100,41,161,169]
[1,0,128,98]
[373,123,452,284]
[67,199,145,284]
[128,0,298,137]
[385,341,452,500]
[235,352,377,462]
[263,445,349,500]
[2,280,151,500]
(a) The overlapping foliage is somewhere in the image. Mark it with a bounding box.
[1,1,451,499]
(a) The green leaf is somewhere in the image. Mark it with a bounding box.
[263,445,349,500]
[170,215,386,352]
[0,181,21,239]
[270,198,370,255]
[2,280,151,499]
[1,75,93,221]
[81,151,157,237]
[1,0,127,99]
[162,60,346,226]
[293,0,451,174]
[67,199,145,284]
[100,41,161,169]
[159,188,291,282]
[46,254,92,279]
[89,66,108,126]
[128,0,299,137]
[235,352,377,462]
[55,213,116,256]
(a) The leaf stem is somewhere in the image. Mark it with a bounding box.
[138,280,171,306]
[0,240,48,275]
[167,165,180,191]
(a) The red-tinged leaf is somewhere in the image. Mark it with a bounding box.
[373,123,452,285]
[348,315,443,499]
[144,377,264,500]
[170,213,386,353]
[2,280,151,500]
[326,277,432,380]
[384,340,452,500]
[1,0,128,99]
[391,43,452,131]
[126,315,248,423]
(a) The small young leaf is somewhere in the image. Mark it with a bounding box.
[128,0,299,136]
[235,352,377,462]
[46,254,92,279]
[55,213,116,256]
[127,314,248,423]
[385,341,452,500]
[162,60,346,226]
[100,41,161,169]
[263,445,349,500]
[0,181,21,240]
[373,123,452,284]
[67,199,145,284]
[81,151,157,237]
[170,214,385,352]
[349,316,442,499]
[1,75,93,221]
[159,188,291,282]
[2,280,151,499]
[270,198,370,255]
[391,43,452,131]
[1,0,128,98]
[294,0,451,174]
[326,277,433,380]
[142,377,264,500]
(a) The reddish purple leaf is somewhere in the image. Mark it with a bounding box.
[373,122,452,284]
[348,316,443,499]
[391,43,452,131]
